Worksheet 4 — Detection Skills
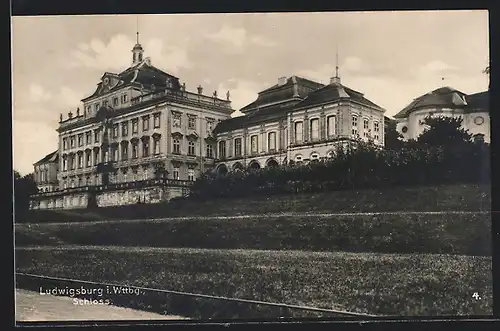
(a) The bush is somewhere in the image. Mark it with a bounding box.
[189,141,490,200]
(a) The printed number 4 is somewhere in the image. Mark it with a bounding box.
[472,292,481,300]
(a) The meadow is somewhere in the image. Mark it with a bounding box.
[15,247,493,318]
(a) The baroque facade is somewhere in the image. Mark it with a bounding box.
[213,74,386,174]
[30,39,232,210]
[394,87,490,143]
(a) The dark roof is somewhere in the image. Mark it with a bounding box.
[465,91,488,111]
[240,76,324,113]
[293,81,384,110]
[81,60,180,102]
[394,86,476,119]
[34,150,58,165]
[214,103,294,133]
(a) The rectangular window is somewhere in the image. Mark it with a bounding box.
[352,115,358,136]
[173,139,181,154]
[206,120,214,133]
[206,144,213,158]
[132,144,138,158]
[78,134,84,146]
[86,132,92,145]
[250,135,258,154]
[173,114,182,128]
[63,138,68,150]
[188,169,195,181]
[122,94,128,103]
[143,140,150,157]
[154,113,161,128]
[327,115,336,137]
[86,152,91,167]
[188,141,195,156]
[63,158,68,171]
[86,106,91,115]
[268,132,276,151]
[188,117,196,130]
[94,149,99,164]
[374,122,380,141]
[78,154,83,168]
[219,141,226,158]
[94,130,100,143]
[173,167,180,180]
[234,138,242,156]
[364,118,369,130]
[122,122,128,136]
[104,100,108,107]
[113,124,119,138]
[71,155,76,170]
[310,119,319,141]
[142,116,150,131]
[114,148,119,161]
[122,144,128,160]
[153,139,160,154]
[132,119,139,134]
[294,122,303,143]
[113,97,119,106]
[95,103,100,111]
[70,136,75,148]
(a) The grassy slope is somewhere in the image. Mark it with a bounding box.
[15,213,492,255]
[15,247,493,317]
[21,184,490,222]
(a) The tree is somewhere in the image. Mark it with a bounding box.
[416,115,472,147]
[14,171,38,217]
[384,123,405,149]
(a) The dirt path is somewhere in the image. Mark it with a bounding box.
[15,289,186,322]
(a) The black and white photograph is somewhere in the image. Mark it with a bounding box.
[12,10,492,323]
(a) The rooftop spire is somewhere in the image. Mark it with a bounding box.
[131,15,144,66]
[136,16,140,44]
[330,43,341,84]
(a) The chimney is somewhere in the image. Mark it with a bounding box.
[278,76,287,86]
[197,85,203,95]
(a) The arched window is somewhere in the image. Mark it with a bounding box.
[188,141,196,156]
[172,139,180,154]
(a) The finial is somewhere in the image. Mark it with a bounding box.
[335,43,339,78]
[197,85,203,95]
[68,111,73,119]
[76,107,80,117]
[213,90,218,98]
[60,113,63,122]
[136,16,140,44]
[182,82,186,91]
[226,90,230,101]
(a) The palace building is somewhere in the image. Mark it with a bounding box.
[394,87,490,143]
[30,39,386,210]
[30,35,232,210]
[213,73,386,175]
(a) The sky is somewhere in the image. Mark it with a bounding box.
[12,11,489,175]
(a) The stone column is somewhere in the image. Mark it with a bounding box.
[320,112,326,140]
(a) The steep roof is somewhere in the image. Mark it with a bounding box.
[394,86,475,119]
[293,81,385,111]
[81,60,180,102]
[34,150,58,165]
[240,76,324,113]
[465,91,489,112]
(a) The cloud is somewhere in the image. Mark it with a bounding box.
[206,25,277,51]
[12,120,59,176]
[29,84,52,102]
[412,60,459,77]
[216,79,264,111]
[66,34,193,74]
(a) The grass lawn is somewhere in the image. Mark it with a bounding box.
[15,212,491,256]
[15,247,492,317]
